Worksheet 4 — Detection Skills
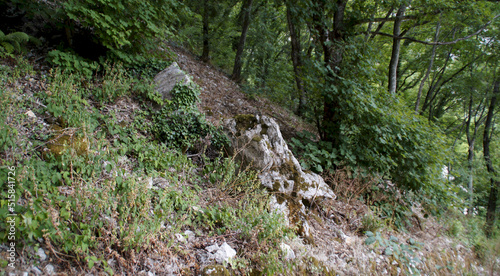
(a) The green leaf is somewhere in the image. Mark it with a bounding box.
[365,236,376,245]
[384,247,393,256]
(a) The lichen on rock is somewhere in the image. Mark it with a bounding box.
[43,125,89,158]
[154,62,192,101]
[224,114,336,240]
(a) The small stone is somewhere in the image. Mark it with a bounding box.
[184,230,195,241]
[175,233,186,243]
[213,242,236,264]
[36,248,47,261]
[280,243,295,260]
[205,244,219,253]
[31,266,43,275]
[191,206,204,213]
[25,110,36,119]
[344,236,354,245]
[45,264,55,275]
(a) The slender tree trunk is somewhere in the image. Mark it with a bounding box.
[201,0,210,63]
[312,0,347,145]
[286,1,306,117]
[415,21,441,112]
[231,0,253,82]
[483,78,499,237]
[388,4,408,94]
[466,95,477,215]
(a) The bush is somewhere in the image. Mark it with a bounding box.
[61,0,184,64]
[151,83,229,153]
[46,50,100,77]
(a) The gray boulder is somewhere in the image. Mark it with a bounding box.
[154,62,192,100]
[224,114,335,239]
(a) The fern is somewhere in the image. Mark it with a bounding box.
[0,30,39,56]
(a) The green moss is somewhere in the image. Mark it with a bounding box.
[234,114,258,134]
[252,135,262,142]
[44,125,89,158]
[277,158,307,193]
[273,181,281,192]
[260,123,269,135]
[202,265,230,276]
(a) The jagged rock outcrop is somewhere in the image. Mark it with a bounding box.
[224,114,335,239]
[154,62,192,100]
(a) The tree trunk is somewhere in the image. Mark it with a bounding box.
[286,1,306,116]
[388,4,407,94]
[415,21,441,112]
[465,95,477,215]
[231,0,253,82]
[201,0,210,63]
[483,78,499,237]
[312,0,347,145]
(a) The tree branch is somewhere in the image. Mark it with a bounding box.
[371,13,500,45]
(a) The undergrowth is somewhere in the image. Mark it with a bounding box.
[0,56,294,274]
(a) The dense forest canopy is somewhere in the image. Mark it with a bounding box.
[1,0,499,247]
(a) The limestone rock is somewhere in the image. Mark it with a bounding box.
[280,243,296,260]
[205,242,236,264]
[224,114,336,239]
[224,114,335,201]
[154,62,192,100]
[44,264,55,275]
[36,248,47,262]
[184,230,196,242]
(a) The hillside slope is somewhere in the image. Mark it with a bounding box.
[171,45,315,141]
[0,50,496,275]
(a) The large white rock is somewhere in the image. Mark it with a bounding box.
[224,114,336,239]
[224,114,335,201]
[154,62,192,100]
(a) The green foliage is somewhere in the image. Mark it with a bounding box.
[62,0,182,64]
[365,231,423,275]
[359,213,383,234]
[290,131,336,173]
[151,83,230,152]
[40,68,99,131]
[170,80,200,108]
[196,156,294,273]
[92,63,132,103]
[0,60,201,268]
[0,30,39,57]
[46,50,100,78]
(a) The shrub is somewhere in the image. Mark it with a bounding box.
[46,50,100,78]
[151,83,229,153]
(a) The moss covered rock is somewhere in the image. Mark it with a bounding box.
[202,265,230,276]
[43,125,89,158]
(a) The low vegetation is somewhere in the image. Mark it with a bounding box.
[0,57,297,274]
[0,0,499,274]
